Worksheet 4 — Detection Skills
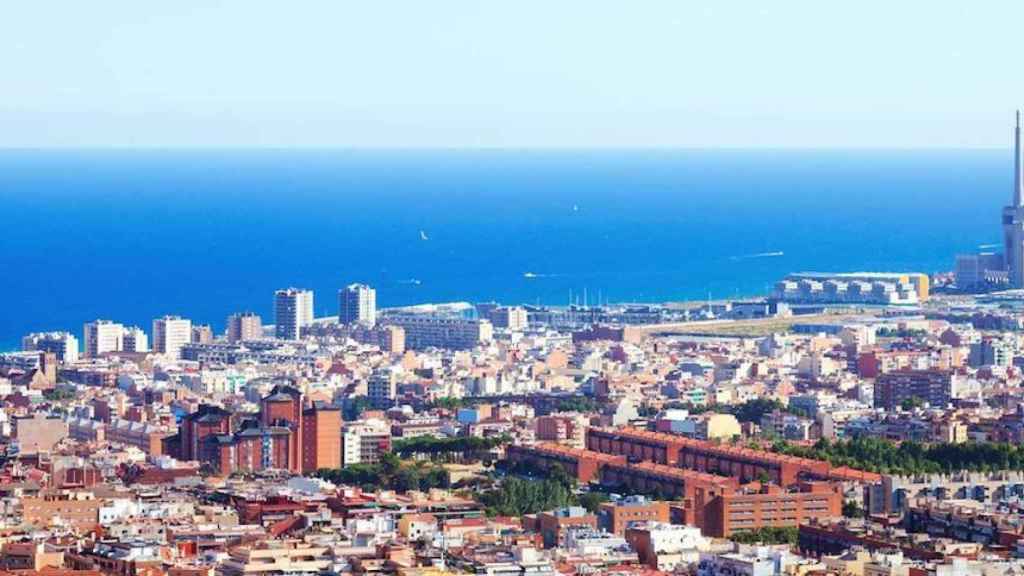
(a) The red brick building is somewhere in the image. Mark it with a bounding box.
[301,403,341,472]
[203,424,293,476]
[179,405,232,462]
[587,427,835,486]
[506,443,625,483]
[703,481,842,537]
[598,497,670,536]
[260,386,303,474]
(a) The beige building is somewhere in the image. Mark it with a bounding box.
[21,494,101,531]
[219,542,331,576]
[701,413,742,441]
[227,312,263,342]
[14,413,68,454]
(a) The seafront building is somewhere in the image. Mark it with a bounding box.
[955,113,1024,290]
[227,311,263,342]
[83,319,124,358]
[152,315,191,360]
[274,288,314,340]
[339,283,376,327]
[21,331,79,364]
[773,272,928,305]
[122,326,149,353]
[489,305,529,331]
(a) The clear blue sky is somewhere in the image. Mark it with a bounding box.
[2,1,1021,148]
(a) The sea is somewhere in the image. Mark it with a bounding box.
[0,148,1011,350]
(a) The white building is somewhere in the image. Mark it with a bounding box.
[83,320,124,358]
[626,522,709,572]
[342,418,391,466]
[773,272,927,306]
[22,331,79,363]
[275,288,314,340]
[698,546,807,576]
[339,283,376,327]
[152,315,191,359]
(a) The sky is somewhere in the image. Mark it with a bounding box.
[2,1,1022,148]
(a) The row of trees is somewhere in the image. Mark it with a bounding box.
[313,453,450,492]
[391,435,511,460]
[553,396,603,414]
[682,397,798,423]
[729,526,799,545]
[773,437,1024,475]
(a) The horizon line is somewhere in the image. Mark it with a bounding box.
[0,144,1011,152]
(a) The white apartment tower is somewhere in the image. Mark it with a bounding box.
[152,315,192,359]
[83,320,124,358]
[339,283,376,326]
[122,326,149,352]
[22,331,79,364]
[275,288,314,340]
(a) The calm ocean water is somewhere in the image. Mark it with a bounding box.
[0,149,1010,350]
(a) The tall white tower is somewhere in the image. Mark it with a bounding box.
[153,315,191,359]
[1003,111,1024,288]
[275,288,314,340]
[339,283,377,326]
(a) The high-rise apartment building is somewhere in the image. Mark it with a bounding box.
[274,288,314,340]
[227,312,262,342]
[83,320,124,359]
[339,283,376,326]
[489,306,529,331]
[342,419,392,466]
[22,331,79,364]
[152,316,192,360]
[122,326,149,353]
[367,367,398,409]
[191,324,214,344]
[874,369,959,412]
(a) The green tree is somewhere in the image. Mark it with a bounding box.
[475,477,575,517]
[577,492,610,513]
[842,500,864,518]
[343,396,372,420]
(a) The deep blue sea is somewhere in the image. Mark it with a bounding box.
[0,149,1011,350]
